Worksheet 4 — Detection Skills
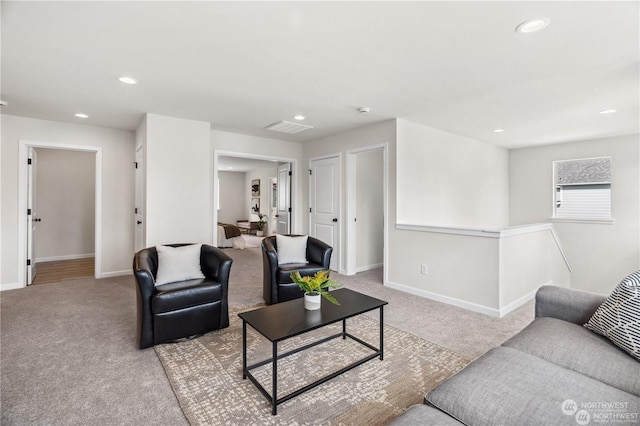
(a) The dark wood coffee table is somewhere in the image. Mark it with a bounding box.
[238,288,388,415]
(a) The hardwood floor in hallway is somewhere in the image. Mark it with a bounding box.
[32,257,95,285]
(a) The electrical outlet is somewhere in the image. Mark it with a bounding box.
[421,264,428,275]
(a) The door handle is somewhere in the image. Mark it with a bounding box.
[332,218,338,222]
[137,221,142,225]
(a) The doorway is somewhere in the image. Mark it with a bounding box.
[213,151,297,246]
[17,140,103,288]
[29,148,96,284]
[346,144,388,279]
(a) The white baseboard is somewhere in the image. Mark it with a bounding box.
[355,262,383,273]
[384,280,501,317]
[1,282,23,291]
[385,280,548,318]
[36,253,95,262]
[497,282,550,317]
[99,270,132,279]
[0,270,132,291]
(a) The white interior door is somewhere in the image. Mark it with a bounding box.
[276,163,291,234]
[134,147,144,252]
[269,177,277,235]
[309,156,340,271]
[27,147,38,284]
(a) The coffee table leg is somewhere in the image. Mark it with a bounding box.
[342,319,346,339]
[242,320,247,379]
[379,306,384,360]
[272,341,278,415]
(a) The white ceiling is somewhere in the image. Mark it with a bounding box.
[2,1,638,149]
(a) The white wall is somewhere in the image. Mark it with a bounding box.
[389,229,501,308]
[142,114,212,246]
[1,115,134,286]
[34,148,95,261]
[356,149,384,270]
[396,119,509,228]
[217,171,246,224]
[509,134,640,294]
[498,228,571,309]
[386,119,511,310]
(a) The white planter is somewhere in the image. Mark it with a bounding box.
[304,291,321,310]
[256,230,264,237]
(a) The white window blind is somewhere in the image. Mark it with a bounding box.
[554,157,611,220]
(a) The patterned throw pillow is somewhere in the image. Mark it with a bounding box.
[585,270,640,361]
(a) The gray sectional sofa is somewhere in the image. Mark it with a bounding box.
[390,286,640,425]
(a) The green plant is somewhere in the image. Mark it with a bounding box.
[290,270,341,305]
[256,212,267,231]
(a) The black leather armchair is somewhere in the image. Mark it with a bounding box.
[133,243,233,349]
[262,235,333,305]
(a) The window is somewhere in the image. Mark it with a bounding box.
[553,157,611,221]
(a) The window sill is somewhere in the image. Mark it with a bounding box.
[551,218,615,225]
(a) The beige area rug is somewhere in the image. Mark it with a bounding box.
[155,305,469,425]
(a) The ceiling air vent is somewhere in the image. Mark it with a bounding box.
[264,120,313,134]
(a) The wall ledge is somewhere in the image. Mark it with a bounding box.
[396,222,553,238]
[396,222,572,273]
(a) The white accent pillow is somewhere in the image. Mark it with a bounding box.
[276,235,308,265]
[155,244,205,286]
[232,236,246,250]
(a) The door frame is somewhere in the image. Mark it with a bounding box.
[268,176,278,235]
[345,144,388,279]
[276,163,292,235]
[17,140,102,287]
[134,146,145,253]
[308,153,342,273]
[212,150,298,245]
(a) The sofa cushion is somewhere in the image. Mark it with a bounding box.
[426,347,640,426]
[277,263,325,284]
[503,317,640,397]
[152,279,222,313]
[585,270,640,361]
[155,244,205,285]
[388,404,461,426]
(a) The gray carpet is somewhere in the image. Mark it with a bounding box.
[1,246,534,424]
[0,275,188,425]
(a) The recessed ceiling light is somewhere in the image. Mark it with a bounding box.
[118,76,138,85]
[293,115,305,121]
[75,113,89,118]
[494,128,505,133]
[516,17,550,34]
[599,109,618,115]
